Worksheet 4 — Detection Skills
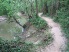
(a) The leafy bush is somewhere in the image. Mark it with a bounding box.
[0,0,24,17]
[29,16,48,29]
[54,10,69,51]
[0,38,35,52]
[54,2,69,37]
[53,0,69,51]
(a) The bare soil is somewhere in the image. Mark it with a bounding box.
[37,13,66,52]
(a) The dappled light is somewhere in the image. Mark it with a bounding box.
[0,0,69,52]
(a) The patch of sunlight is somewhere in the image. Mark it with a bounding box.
[17,16,28,25]
[0,14,28,41]
[0,18,27,41]
[0,21,21,41]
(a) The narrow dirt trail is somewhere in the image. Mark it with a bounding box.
[38,13,66,52]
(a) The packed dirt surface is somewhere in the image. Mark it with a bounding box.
[0,16,7,22]
[37,13,66,52]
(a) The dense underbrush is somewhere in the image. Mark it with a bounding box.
[0,38,35,52]
[53,10,69,51]
[29,16,48,30]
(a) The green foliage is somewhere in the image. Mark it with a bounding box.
[52,0,69,51]
[0,38,35,52]
[54,0,69,37]
[38,32,53,46]
[0,0,47,17]
[0,0,25,18]
[54,10,69,52]
[30,16,48,29]
[44,0,69,51]
[0,0,14,16]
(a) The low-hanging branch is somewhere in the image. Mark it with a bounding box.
[13,16,31,29]
[13,17,23,28]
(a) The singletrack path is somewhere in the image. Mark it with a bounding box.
[37,13,66,52]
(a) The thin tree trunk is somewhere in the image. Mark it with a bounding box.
[56,0,60,10]
[43,2,48,14]
[35,0,38,17]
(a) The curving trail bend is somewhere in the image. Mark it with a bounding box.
[38,13,66,52]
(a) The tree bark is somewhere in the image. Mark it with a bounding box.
[43,2,48,14]
[13,17,23,28]
[56,0,60,10]
[35,0,38,17]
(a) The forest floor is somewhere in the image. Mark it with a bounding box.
[0,16,6,22]
[36,13,67,52]
[0,13,67,52]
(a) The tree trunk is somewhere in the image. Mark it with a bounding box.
[40,0,43,12]
[35,0,38,17]
[43,2,48,14]
[56,0,60,10]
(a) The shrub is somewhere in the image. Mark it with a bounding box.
[0,38,35,52]
[29,16,48,30]
[53,1,69,51]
